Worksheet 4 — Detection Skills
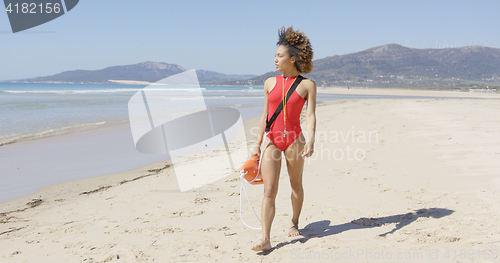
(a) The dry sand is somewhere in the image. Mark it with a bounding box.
[1,89,499,262]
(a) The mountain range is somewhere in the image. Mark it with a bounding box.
[8,44,500,88]
[11,61,255,85]
[245,44,500,88]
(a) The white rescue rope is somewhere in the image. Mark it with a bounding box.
[239,134,268,230]
[239,178,261,230]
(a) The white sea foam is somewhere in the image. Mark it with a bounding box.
[3,87,207,94]
[0,121,111,146]
[201,88,262,93]
[204,96,263,99]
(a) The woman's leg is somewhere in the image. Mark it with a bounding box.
[284,134,306,237]
[252,139,282,251]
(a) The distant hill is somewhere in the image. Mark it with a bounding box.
[195,70,255,84]
[239,44,500,88]
[11,61,255,85]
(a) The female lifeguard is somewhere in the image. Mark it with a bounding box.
[251,26,316,251]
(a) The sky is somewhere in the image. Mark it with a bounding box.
[1,0,500,81]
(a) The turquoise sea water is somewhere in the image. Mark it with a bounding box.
[0,82,265,146]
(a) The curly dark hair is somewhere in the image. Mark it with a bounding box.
[277,26,314,74]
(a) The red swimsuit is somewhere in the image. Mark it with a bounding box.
[266,75,307,151]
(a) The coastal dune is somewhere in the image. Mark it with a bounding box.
[1,90,500,262]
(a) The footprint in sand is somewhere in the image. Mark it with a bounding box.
[193,197,211,204]
[10,251,22,257]
[171,211,205,217]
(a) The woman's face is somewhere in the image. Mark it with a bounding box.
[274,45,295,72]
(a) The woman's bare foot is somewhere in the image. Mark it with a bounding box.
[251,240,271,251]
[288,222,300,237]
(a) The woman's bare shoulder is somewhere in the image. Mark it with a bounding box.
[302,78,316,85]
[264,76,277,85]
[264,76,277,92]
[301,78,317,90]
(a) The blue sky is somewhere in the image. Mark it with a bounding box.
[1,0,500,81]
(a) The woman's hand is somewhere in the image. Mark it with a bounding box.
[250,144,261,157]
[302,142,314,157]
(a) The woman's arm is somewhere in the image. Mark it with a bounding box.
[251,77,276,156]
[302,79,317,157]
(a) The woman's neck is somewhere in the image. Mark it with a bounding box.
[283,67,299,78]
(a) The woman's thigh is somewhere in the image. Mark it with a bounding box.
[284,134,306,186]
[261,137,282,196]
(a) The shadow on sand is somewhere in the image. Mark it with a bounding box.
[257,207,454,255]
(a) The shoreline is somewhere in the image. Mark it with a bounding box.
[0,119,129,147]
[0,121,170,204]
[0,157,173,211]
[0,114,262,207]
[1,94,500,261]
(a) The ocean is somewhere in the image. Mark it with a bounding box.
[0,82,266,146]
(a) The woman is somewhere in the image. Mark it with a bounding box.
[251,26,316,252]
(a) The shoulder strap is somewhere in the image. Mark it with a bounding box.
[265,75,304,133]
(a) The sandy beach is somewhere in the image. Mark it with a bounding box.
[1,89,500,262]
